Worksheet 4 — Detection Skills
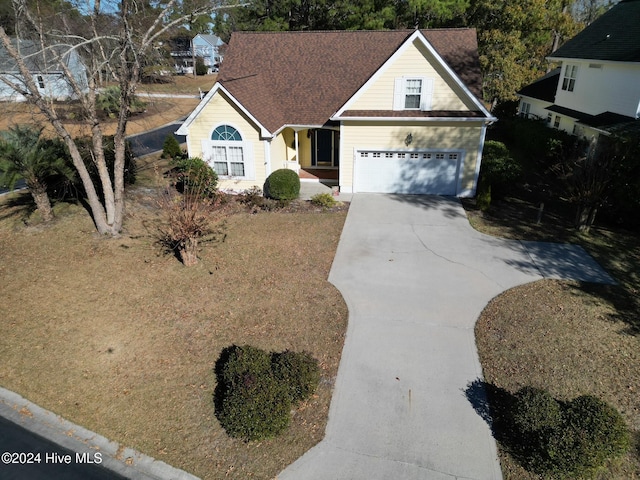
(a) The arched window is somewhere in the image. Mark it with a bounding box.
[210,125,245,177]
[211,125,242,141]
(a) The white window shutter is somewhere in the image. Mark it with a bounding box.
[393,77,404,111]
[201,139,212,164]
[242,141,255,180]
[420,77,433,111]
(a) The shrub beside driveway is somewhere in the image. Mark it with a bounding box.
[468,201,640,479]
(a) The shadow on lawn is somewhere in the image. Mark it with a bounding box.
[464,379,542,475]
[569,282,640,336]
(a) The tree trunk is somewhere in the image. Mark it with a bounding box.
[575,204,597,233]
[30,188,54,222]
[178,238,199,266]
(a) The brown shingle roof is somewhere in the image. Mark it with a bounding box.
[218,29,483,133]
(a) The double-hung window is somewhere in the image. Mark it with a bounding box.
[393,77,433,111]
[562,65,578,92]
[209,125,247,177]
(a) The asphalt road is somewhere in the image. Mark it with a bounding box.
[128,122,186,158]
[0,417,127,480]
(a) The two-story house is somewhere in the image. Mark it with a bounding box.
[176,29,495,196]
[517,0,640,138]
[171,34,225,75]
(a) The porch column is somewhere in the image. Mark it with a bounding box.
[294,130,299,169]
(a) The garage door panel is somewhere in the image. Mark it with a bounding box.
[355,151,460,195]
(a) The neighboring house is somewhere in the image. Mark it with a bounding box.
[177,29,495,196]
[192,34,224,72]
[517,0,640,138]
[0,38,88,102]
[171,34,225,75]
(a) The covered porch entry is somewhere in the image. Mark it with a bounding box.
[281,126,339,186]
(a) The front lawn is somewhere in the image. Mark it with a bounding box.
[0,181,348,479]
[467,198,640,478]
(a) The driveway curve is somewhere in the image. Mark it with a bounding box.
[279,194,614,480]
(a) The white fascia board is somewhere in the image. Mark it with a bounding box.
[546,56,639,67]
[176,83,273,138]
[333,30,493,120]
[272,124,326,136]
[332,115,496,123]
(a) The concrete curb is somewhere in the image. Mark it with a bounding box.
[0,387,200,480]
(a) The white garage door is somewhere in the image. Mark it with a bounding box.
[354,150,461,195]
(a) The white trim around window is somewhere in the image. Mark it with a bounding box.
[561,64,578,92]
[201,124,255,180]
[393,76,434,111]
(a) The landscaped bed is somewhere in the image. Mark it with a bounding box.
[0,183,348,479]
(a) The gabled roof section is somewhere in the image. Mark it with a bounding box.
[517,68,560,102]
[334,29,491,120]
[0,39,73,73]
[550,0,640,62]
[213,29,486,134]
[194,34,224,47]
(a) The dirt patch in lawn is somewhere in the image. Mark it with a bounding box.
[467,199,640,479]
[0,186,349,479]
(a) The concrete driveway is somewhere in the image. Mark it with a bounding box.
[278,194,614,480]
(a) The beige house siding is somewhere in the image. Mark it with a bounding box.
[347,38,473,112]
[340,121,484,195]
[186,91,266,191]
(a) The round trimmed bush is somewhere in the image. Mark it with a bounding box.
[273,350,320,403]
[218,345,272,386]
[217,371,291,441]
[512,386,562,434]
[264,168,300,201]
[215,345,291,441]
[544,395,630,476]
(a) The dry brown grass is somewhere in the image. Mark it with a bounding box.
[468,199,640,479]
[0,180,348,479]
[0,74,211,137]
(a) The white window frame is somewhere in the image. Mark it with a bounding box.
[562,64,578,92]
[393,76,434,111]
[519,101,531,118]
[202,124,255,180]
[553,115,561,129]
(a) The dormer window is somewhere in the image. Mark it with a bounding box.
[393,77,433,111]
[562,65,578,92]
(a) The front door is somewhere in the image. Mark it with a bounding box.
[312,129,339,167]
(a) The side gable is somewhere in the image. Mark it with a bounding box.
[176,83,271,138]
[334,30,492,120]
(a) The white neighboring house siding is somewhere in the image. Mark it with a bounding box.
[554,59,640,118]
[518,96,552,122]
[0,50,87,102]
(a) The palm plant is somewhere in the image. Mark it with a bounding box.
[0,125,74,222]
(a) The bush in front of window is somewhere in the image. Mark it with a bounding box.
[264,168,300,201]
[172,157,218,197]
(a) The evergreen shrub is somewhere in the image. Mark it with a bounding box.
[264,168,300,201]
[310,192,337,209]
[214,345,321,441]
[273,350,320,403]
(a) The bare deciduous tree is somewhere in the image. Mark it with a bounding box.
[0,0,238,236]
